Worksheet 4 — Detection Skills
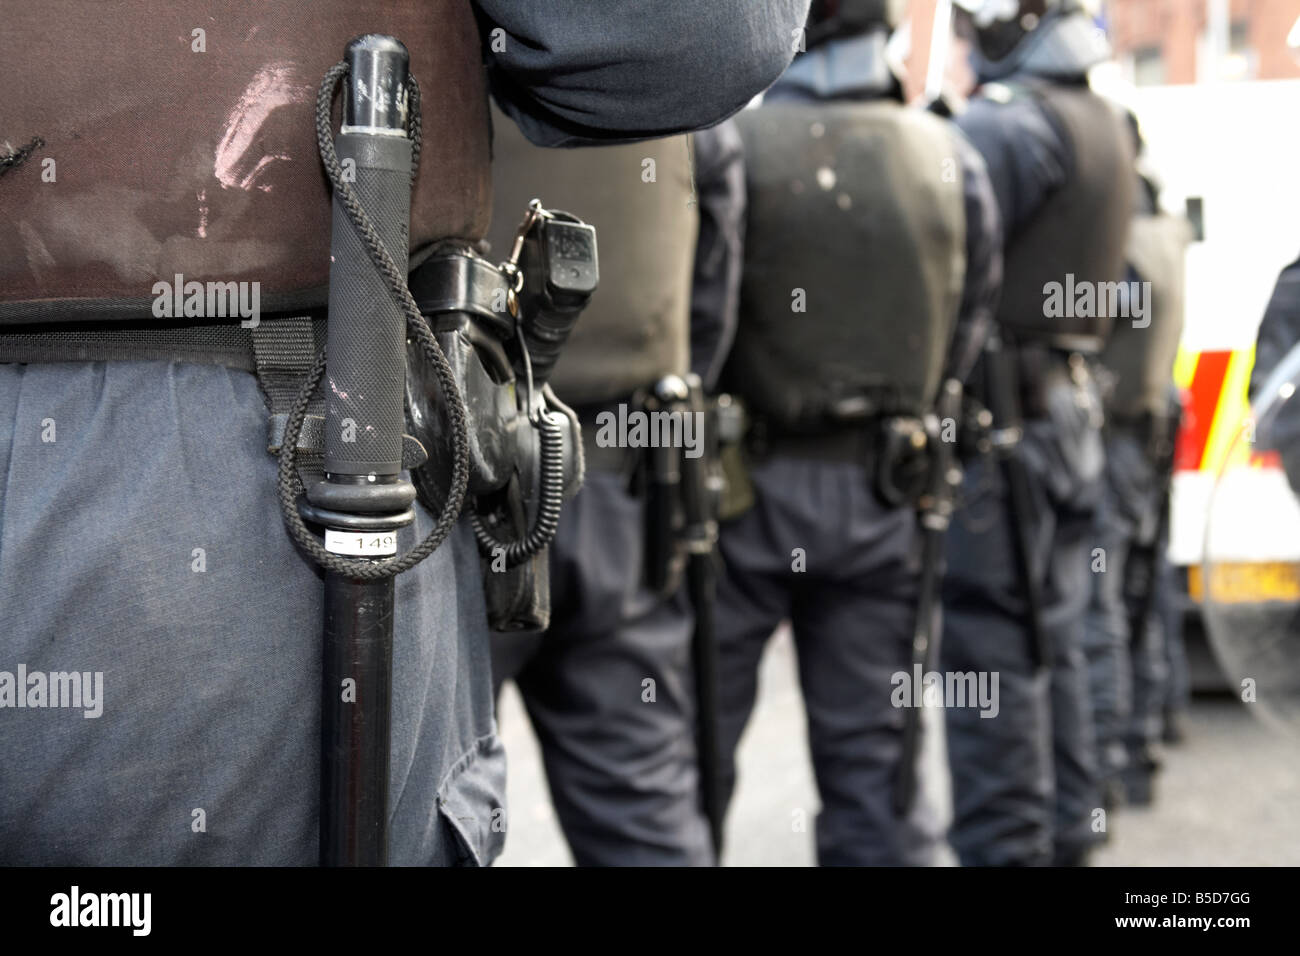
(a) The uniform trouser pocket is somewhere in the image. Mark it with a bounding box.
[435,734,507,866]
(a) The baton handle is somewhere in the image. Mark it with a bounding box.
[314,35,416,515]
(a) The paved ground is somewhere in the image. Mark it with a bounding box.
[495,626,1300,867]
[1092,696,1300,867]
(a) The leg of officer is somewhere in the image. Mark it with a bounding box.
[510,469,712,866]
[713,458,798,824]
[943,451,1055,867]
[0,361,504,865]
[1125,594,1169,801]
[1157,544,1191,743]
[1045,468,1105,864]
[1125,515,1172,803]
[787,462,938,866]
[1082,443,1138,805]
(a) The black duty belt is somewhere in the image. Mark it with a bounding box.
[0,315,327,452]
[0,317,315,373]
[747,416,878,465]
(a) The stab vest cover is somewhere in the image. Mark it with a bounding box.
[1102,212,1192,418]
[727,101,965,424]
[487,106,697,405]
[993,82,1136,348]
[0,0,490,321]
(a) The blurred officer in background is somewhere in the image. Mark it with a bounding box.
[1251,252,1300,400]
[942,0,1135,866]
[711,0,1002,866]
[1249,251,1300,545]
[1085,113,1192,809]
[0,0,809,865]
[487,114,746,864]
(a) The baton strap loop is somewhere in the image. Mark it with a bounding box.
[275,62,471,581]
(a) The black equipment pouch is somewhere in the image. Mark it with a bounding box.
[712,393,752,522]
[639,374,732,597]
[680,377,722,572]
[1038,353,1107,507]
[874,415,934,509]
[957,393,995,463]
[405,202,597,632]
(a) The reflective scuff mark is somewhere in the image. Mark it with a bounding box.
[0,136,45,176]
[196,188,208,238]
[214,63,304,192]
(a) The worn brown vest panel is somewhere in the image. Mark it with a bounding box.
[487,106,697,405]
[995,83,1136,348]
[728,101,966,424]
[1102,212,1191,418]
[0,0,490,317]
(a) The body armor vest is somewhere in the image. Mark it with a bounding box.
[0,0,490,323]
[727,101,965,425]
[486,107,696,405]
[992,82,1136,349]
[1102,212,1192,419]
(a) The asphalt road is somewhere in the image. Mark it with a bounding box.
[495,625,1300,867]
[1092,697,1300,867]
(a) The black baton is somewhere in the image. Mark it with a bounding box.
[894,378,963,815]
[680,376,724,857]
[985,335,1051,670]
[304,35,417,867]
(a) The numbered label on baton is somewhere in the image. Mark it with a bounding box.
[325,529,398,557]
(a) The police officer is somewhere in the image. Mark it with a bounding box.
[485,116,745,865]
[1252,251,1300,502]
[710,0,1002,865]
[1085,121,1192,808]
[942,0,1136,866]
[0,0,810,865]
[1251,253,1300,399]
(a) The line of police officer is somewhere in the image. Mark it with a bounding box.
[484,0,1194,867]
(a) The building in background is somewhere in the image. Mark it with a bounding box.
[1109,0,1300,85]
[901,0,1300,97]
